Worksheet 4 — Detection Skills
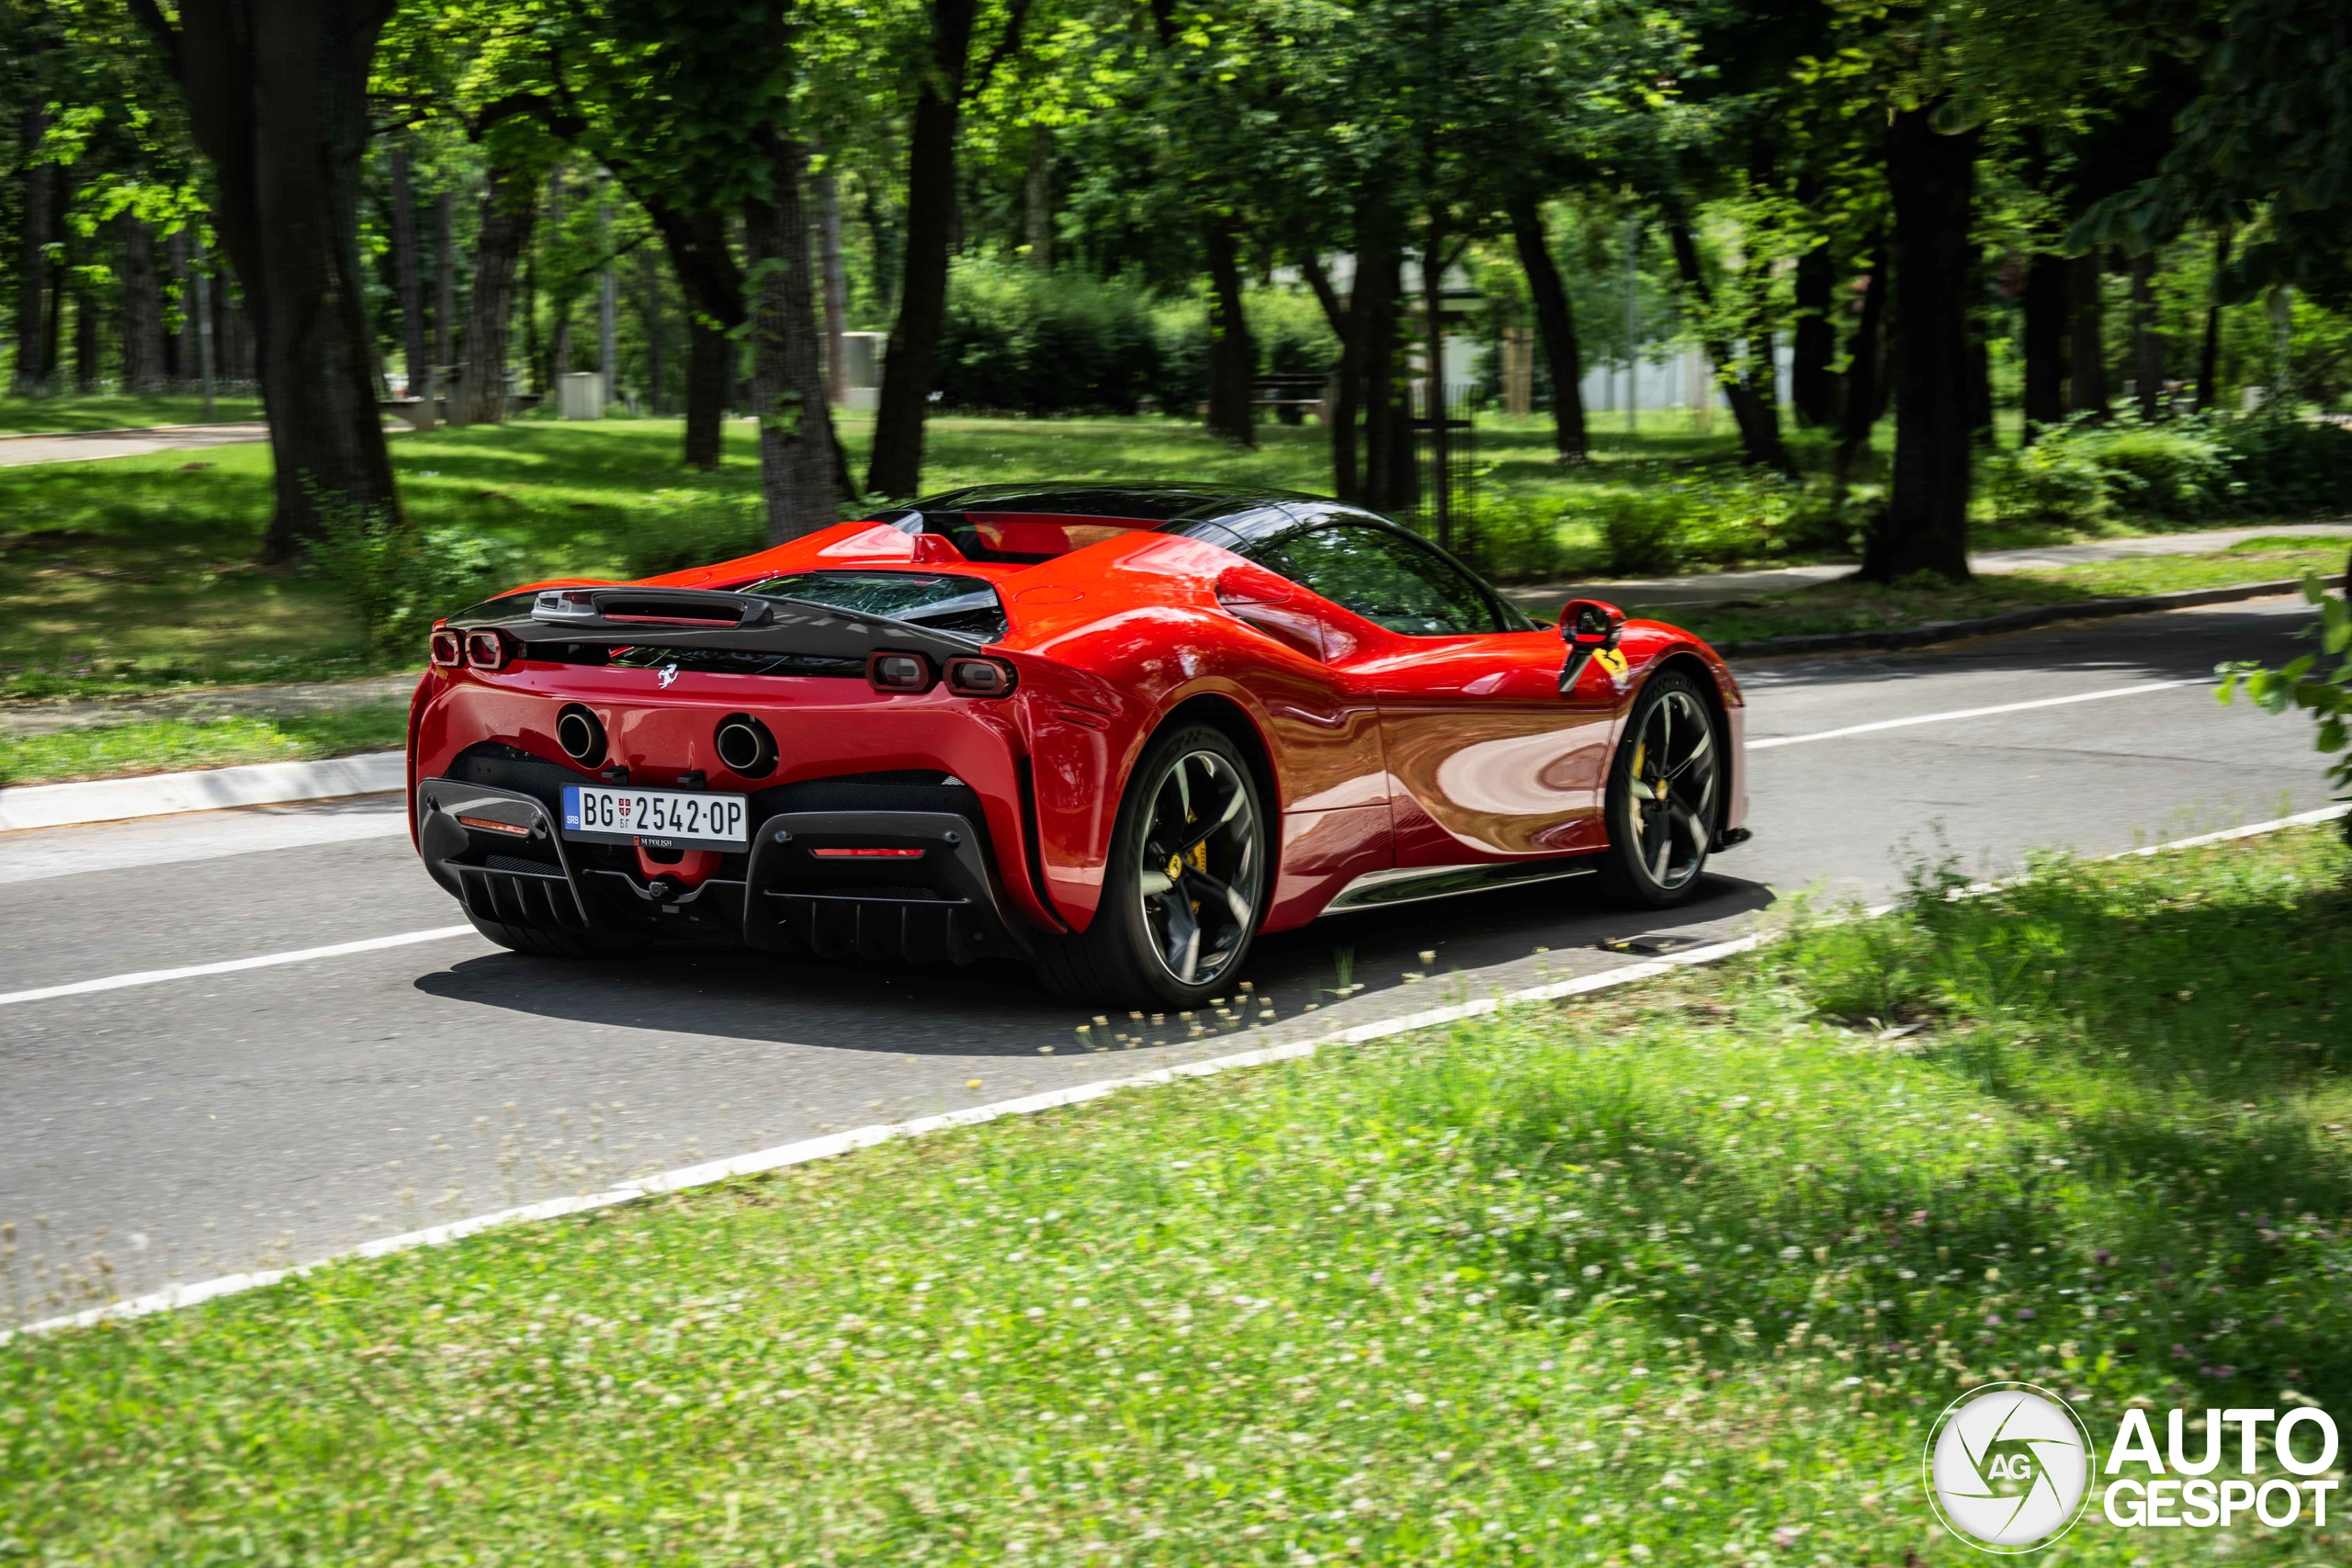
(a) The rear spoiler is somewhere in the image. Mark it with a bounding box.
[445,585,980,662]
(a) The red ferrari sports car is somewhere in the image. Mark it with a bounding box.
[410,483,1748,1006]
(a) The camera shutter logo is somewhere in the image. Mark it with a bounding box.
[1923,1382,2097,1552]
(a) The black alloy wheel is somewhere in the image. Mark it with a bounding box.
[1033,725,1268,1007]
[1598,671,1721,907]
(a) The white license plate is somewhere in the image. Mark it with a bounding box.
[561,784,749,849]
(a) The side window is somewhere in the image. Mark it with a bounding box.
[1253,525,1498,636]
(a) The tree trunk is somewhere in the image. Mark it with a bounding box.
[435,188,458,425]
[1203,217,1256,446]
[2197,227,2230,412]
[816,157,849,405]
[865,0,977,500]
[644,203,744,470]
[1300,248,1358,502]
[638,243,667,413]
[120,216,168,392]
[1831,249,1887,493]
[455,157,537,425]
[540,166,569,393]
[1506,195,1586,462]
[1421,213,1451,549]
[390,138,433,427]
[2020,252,2067,441]
[165,226,192,381]
[130,0,401,559]
[742,130,842,542]
[1865,108,1979,584]
[1023,125,1054,270]
[12,108,51,395]
[1354,221,1405,513]
[73,285,98,391]
[1665,217,1793,477]
[2067,251,2106,415]
[1792,239,1838,427]
[2130,250,2164,420]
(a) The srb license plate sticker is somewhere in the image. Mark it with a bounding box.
[560,785,749,848]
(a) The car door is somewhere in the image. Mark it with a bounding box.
[1248,519,1618,863]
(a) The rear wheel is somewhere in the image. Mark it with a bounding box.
[465,912,610,959]
[1597,671,1721,908]
[1033,725,1268,1008]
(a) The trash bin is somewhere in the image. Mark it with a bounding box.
[560,371,605,420]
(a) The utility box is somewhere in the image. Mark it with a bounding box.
[560,371,605,420]
[837,333,884,413]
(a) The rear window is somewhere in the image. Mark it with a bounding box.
[741,570,1007,641]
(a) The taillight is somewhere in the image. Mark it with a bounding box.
[809,847,927,860]
[867,650,934,693]
[465,629,511,671]
[945,657,1017,697]
[429,628,463,668]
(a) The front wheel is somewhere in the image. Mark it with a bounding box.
[1597,671,1721,908]
[1031,725,1269,1008]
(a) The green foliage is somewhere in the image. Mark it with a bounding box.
[1448,489,1572,583]
[618,488,767,578]
[935,261,1165,416]
[1572,472,1804,575]
[1994,425,2114,528]
[1993,413,2235,526]
[2214,415,2352,517]
[307,491,523,657]
[2220,576,2352,820]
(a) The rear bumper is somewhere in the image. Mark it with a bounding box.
[416,777,1035,964]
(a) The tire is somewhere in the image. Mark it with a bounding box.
[465,911,611,959]
[1596,670,1722,908]
[1032,724,1270,1008]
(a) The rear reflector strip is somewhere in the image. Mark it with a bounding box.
[457,816,534,838]
[808,847,926,859]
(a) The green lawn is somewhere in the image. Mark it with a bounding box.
[1674,538,2349,647]
[0,703,409,787]
[6,825,2347,1563]
[0,392,263,434]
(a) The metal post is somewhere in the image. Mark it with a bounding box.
[193,230,216,421]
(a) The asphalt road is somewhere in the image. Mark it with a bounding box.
[1,595,2336,1325]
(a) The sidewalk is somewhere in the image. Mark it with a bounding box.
[1501,521,2352,613]
[0,421,275,468]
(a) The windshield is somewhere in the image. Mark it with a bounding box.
[738,570,1007,641]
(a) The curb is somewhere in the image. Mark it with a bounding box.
[1713,574,2347,659]
[10,800,2344,1346]
[0,750,404,832]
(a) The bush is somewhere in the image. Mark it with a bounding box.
[1572,472,1804,575]
[308,494,524,658]
[2213,413,2352,516]
[936,262,1163,416]
[1992,427,2112,527]
[618,489,766,579]
[1449,491,1572,583]
[2077,415,2234,518]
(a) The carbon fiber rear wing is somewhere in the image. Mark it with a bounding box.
[445,585,981,662]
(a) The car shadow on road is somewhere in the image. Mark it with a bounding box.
[409,871,1779,1055]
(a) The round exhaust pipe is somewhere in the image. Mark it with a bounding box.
[556,704,607,767]
[714,713,777,778]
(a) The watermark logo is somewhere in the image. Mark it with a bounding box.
[1924,1383,2097,1553]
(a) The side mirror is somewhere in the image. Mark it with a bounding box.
[1557,598,1626,693]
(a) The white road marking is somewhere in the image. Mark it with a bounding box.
[1746,678,2212,750]
[0,925,477,1009]
[6,804,2344,1343]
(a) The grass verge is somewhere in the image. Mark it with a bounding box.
[1676,537,2349,646]
[0,393,263,434]
[6,826,2347,1563]
[0,702,408,786]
